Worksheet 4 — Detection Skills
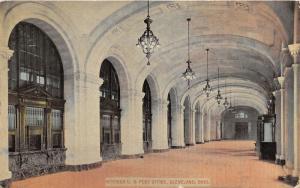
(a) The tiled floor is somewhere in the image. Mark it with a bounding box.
[11,141,290,188]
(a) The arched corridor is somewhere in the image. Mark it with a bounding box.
[0,1,299,187]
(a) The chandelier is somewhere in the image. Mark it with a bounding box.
[215,67,222,105]
[223,79,229,108]
[136,0,160,65]
[182,18,195,87]
[203,48,212,97]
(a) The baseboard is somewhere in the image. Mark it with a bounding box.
[278,175,298,186]
[185,143,195,146]
[152,149,169,153]
[120,153,144,159]
[66,161,102,172]
[171,146,186,149]
[0,179,11,188]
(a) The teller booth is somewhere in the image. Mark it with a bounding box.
[256,114,276,161]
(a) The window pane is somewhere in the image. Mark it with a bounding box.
[25,107,44,126]
[8,105,16,130]
[52,109,62,129]
[52,133,62,148]
[8,22,63,99]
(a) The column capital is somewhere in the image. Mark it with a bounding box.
[0,46,14,61]
[162,99,169,108]
[177,104,185,112]
[288,43,300,57]
[99,77,104,87]
[121,89,144,100]
[277,76,285,89]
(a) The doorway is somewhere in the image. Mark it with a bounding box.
[235,122,249,140]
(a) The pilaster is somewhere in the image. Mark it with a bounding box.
[289,43,300,176]
[0,47,13,181]
[189,108,196,145]
[121,89,144,155]
[273,88,282,163]
[152,99,169,150]
[171,105,185,147]
[292,63,300,176]
[195,111,202,143]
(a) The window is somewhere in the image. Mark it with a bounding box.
[52,110,62,130]
[99,60,121,148]
[235,112,248,119]
[8,105,16,152]
[8,22,64,153]
[25,107,44,127]
[100,60,120,104]
[8,105,16,130]
[8,22,63,98]
[142,80,152,152]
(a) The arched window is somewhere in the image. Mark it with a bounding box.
[100,60,121,159]
[167,93,172,147]
[8,22,65,178]
[143,80,152,152]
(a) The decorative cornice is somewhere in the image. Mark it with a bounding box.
[288,43,300,57]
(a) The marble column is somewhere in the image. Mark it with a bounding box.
[152,99,169,150]
[278,77,286,164]
[189,108,196,145]
[0,47,13,181]
[171,105,185,147]
[283,68,294,173]
[200,112,205,143]
[207,110,211,141]
[65,73,102,166]
[195,110,202,143]
[273,88,281,163]
[289,43,300,176]
[121,89,144,155]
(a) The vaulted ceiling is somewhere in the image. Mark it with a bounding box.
[104,1,293,114]
[1,1,295,115]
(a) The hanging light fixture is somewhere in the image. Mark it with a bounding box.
[215,67,223,105]
[223,78,229,108]
[182,18,195,87]
[136,0,160,65]
[203,48,212,97]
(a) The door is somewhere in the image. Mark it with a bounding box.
[235,122,249,140]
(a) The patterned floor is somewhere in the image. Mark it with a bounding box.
[11,140,290,188]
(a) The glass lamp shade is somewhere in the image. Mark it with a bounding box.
[182,65,196,81]
[216,90,223,105]
[223,97,229,108]
[203,80,212,97]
